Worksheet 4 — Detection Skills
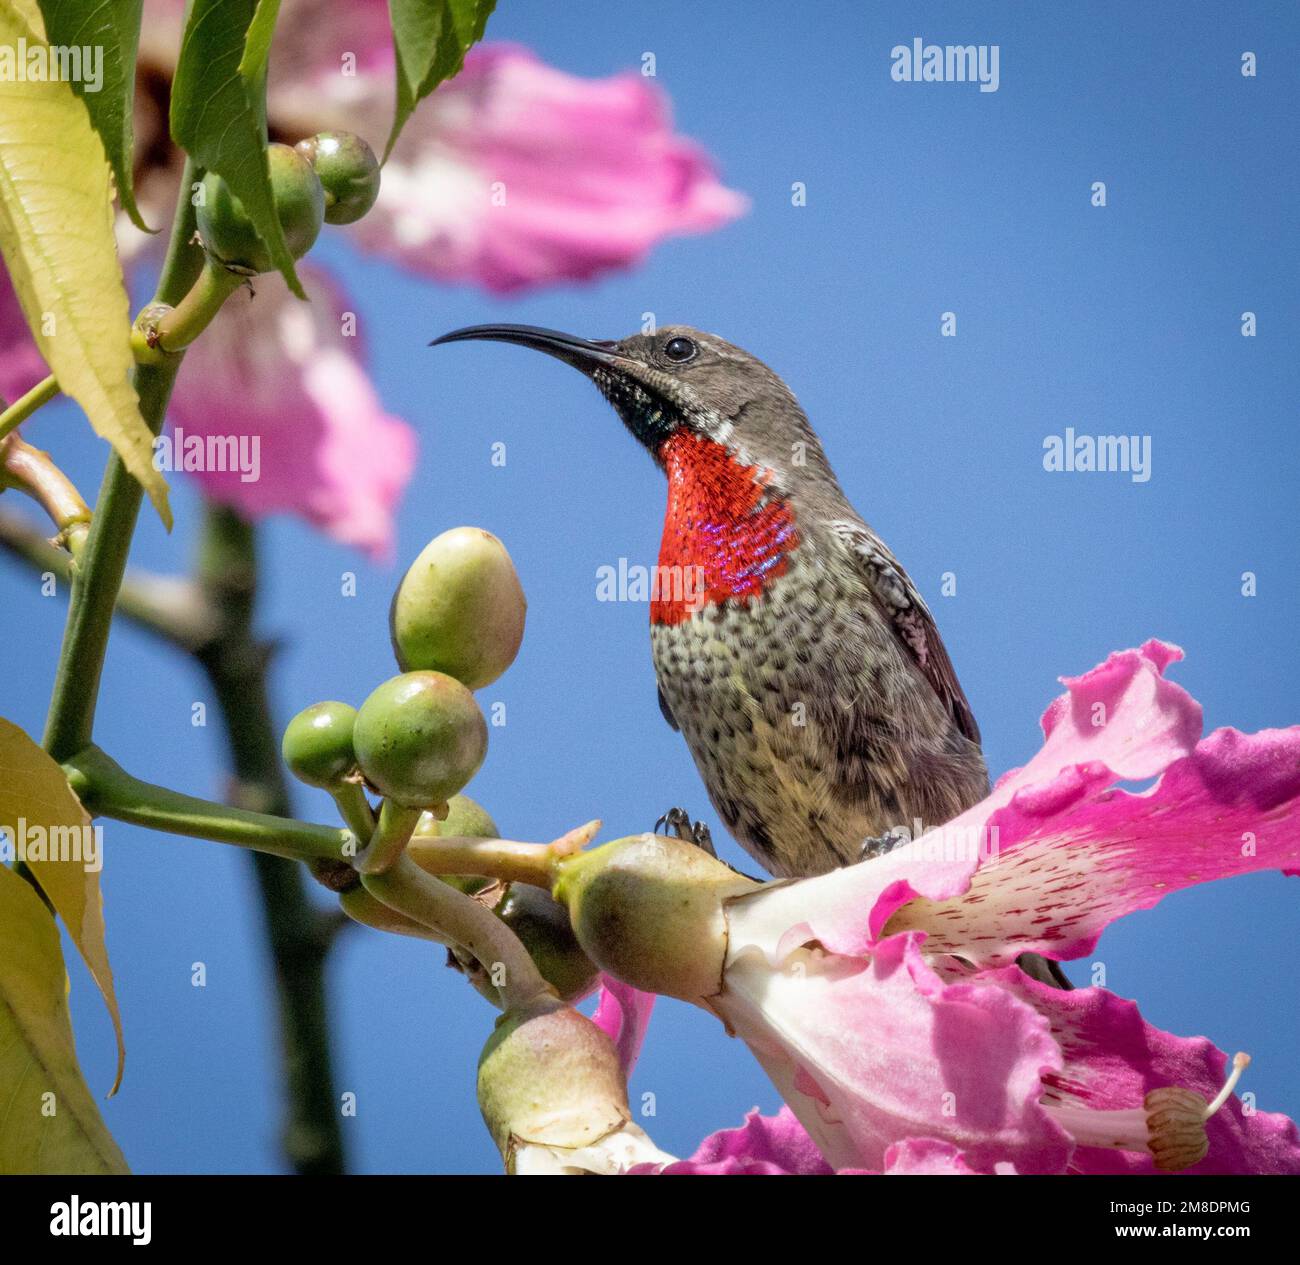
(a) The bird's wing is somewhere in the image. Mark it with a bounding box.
[658,684,680,731]
[828,519,981,745]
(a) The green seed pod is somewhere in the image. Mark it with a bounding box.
[281,701,358,788]
[354,671,488,808]
[477,998,630,1169]
[437,793,500,840]
[390,527,527,689]
[495,883,599,1004]
[412,794,499,895]
[295,131,381,225]
[196,143,325,274]
[552,834,760,1004]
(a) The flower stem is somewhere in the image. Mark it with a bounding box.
[354,798,422,874]
[406,819,599,889]
[362,856,555,1011]
[328,780,376,844]
[63,744,354,864]
[339,884,448,943]
[0,374,59,444]
[151,260,245,352]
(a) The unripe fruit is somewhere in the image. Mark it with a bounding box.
[281,701,358,787]
[413,794,499,895]
[196,143,325,274]
[295,131,381,225]
[477,998,629,1163]
[495,884,599,1004]
[353,671,487,807]
[553,834,760,1003]
[390,528,526,689]
[436,793,499,840]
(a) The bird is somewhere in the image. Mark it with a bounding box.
[432,324,1068,988]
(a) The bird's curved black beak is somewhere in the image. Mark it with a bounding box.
[430,324,624,376]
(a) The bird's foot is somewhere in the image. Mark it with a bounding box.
[654,806,716,857]
[859,826,912,861]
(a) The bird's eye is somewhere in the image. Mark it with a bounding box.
[663,336,697,363]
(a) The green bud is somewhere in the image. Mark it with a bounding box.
[281,701,358,788]
[495,883,600,1004]
[436,793,500,840]
[553,834,760,1003]
[412,794,499,895]
[196,143,325,275]
[477,997,630,1169]
[354,671,488,808]
[390,527,526,689]
[295,131,381,225]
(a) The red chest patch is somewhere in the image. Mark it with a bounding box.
[651,431,799,626]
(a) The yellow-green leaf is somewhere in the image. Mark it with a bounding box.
[0,4,171,527]
[0,718,124,1095]
[36,0,149,231]
[0,864,129,1174]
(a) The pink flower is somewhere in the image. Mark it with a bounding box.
[703,642,1300,1174]
[0,268,49,404]
[111,4,747,552]
[278,36,748,292]
[165,267,415,558]
[560,643,1300,1174]
[590,975,656,1078]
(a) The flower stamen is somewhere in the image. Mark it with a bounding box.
[1046,1052,1252,1171]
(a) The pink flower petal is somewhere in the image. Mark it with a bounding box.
[0,266,49,404]
[345,44,747,293]
[888,724,1300,965]
[716,933,1072,1173]
[590,974,656,1078]
[166,267,416,558]
[990,969,1300,1174]
[631,1106,832,1175]
[881,1137,990,1174]
[735,641,1206,961]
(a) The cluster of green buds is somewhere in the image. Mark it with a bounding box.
[281,527,598,1005]
[133,131,383,362]
[196,132,381,278]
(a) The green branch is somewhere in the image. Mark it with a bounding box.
[63,744,353,863]
[41,158,207,763]
[0,374,59,444]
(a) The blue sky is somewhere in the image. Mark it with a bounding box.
[4,0,1298,1173]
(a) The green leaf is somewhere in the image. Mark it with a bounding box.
[36,0,149,231]
[170,0,305,297]
[0,864,129,1174]
[0,3,171,527]
[237,0,281,81]
[385,0,496,158]
[0,718,125,1096]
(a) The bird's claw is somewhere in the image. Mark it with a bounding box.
[859,826,912,861]
[655,806,716,857]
